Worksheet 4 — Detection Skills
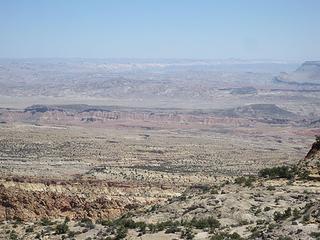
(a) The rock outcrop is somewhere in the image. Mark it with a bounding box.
[0,178,170,221]
[297,137,320,180]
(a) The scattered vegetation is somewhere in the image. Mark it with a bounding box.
[95,216,220,238]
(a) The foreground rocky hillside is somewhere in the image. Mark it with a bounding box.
[0,138,320,239]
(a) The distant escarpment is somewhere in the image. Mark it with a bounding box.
[275,61,320,86]
[0,104,302,129]
[214,104,299,123]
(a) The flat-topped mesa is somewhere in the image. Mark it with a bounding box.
[275,61,320,86]
[297,136,320,180]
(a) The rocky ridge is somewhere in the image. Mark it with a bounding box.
[297,136,320,180]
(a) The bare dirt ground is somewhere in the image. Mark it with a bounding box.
[0,120,312,180]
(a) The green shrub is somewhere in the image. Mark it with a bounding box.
[264,206,271,212]
[310,232,320,238]
[259,166,296,179]
[13,217,22,224]
[292,208,301,220]
[250,228,263,238]
[9,231,18,240]
[181,227,194,240]
[155,220,179,231]
[254,208,262,215]
[55,222,69,234]
[136,221,147,234]
[67,231,76,238]
[211,189,219,194]
[147,223,157,233]
[273,207,292,222]
[149,205,158,212]
[267,186,276,191]
[40,218,54,226]
[277,236,293,240]
[211,232,243,240]
[190,217,220,229]
[303,214,310,223]
[165,225,180,234]
[115,226,127,240]
[98,219,113,226]
[256,219,265,225]
[191,184,211,192]
[79,218,95,229]
[234,176,256,187]
[25,226,34,233]
[117,218,136,229]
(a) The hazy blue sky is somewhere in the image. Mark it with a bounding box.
[0,0,319,60]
